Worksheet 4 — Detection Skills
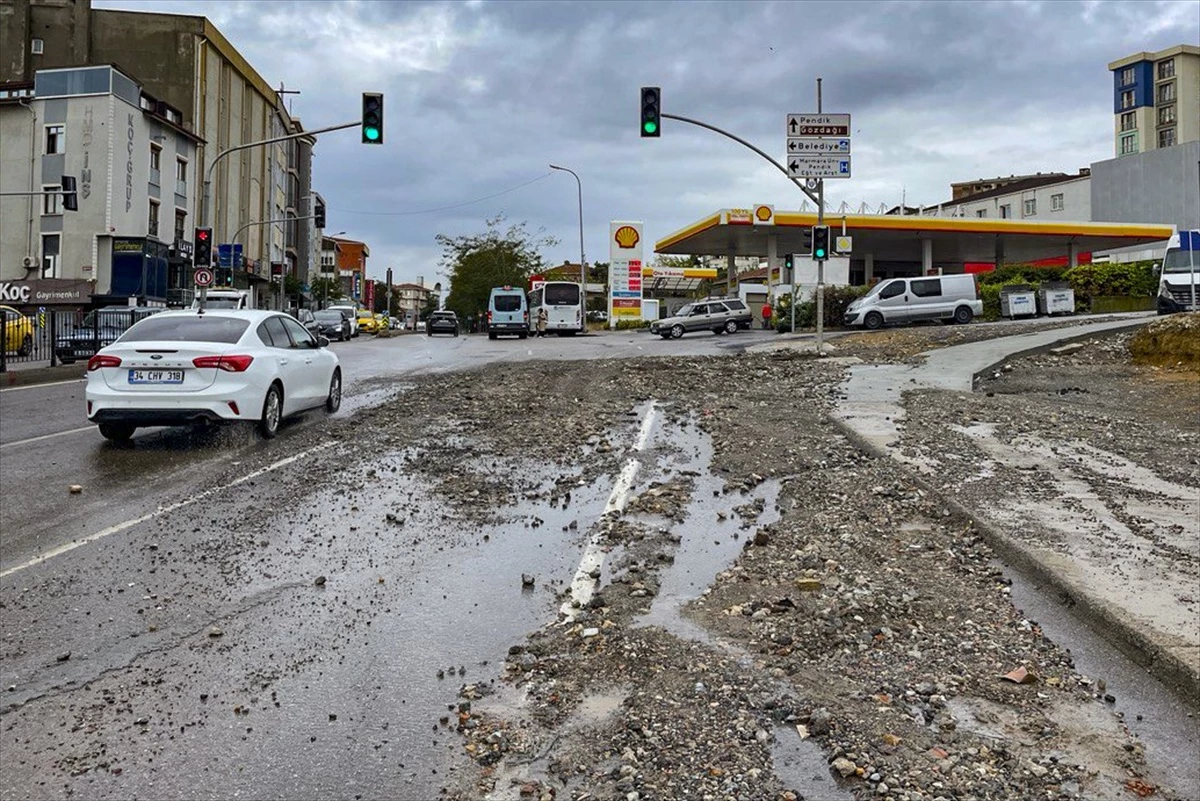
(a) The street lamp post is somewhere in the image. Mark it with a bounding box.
[322,231,346,308]
[549,164,586,330]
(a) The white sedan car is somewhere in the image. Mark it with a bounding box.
[85,309,341,442]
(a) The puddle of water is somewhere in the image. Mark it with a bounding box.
[772,725,856,801]
[1002,562,1200,801]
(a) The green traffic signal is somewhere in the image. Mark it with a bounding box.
[642,120,657,135]
[364,126,380,141]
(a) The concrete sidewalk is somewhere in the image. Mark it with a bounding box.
[831,317,1200,700]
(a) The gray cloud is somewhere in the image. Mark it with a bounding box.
[96,0,1200,283]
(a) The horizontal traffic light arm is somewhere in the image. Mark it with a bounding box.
[658,112,820,206]
[230,213,319,250]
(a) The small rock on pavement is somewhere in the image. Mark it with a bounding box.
[832,756,857,777]
[314,576,327,587]
[69,485,82,494]
[753,530,770,546]
[208,626,223,638]
[56,651,71,662]
[521,573,536,587]
[795,578,822,592]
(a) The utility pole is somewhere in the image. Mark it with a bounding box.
[816,77,826,355]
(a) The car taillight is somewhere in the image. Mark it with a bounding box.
[487,311,493,322]
[193,355,254,372]
[87,354,122,371]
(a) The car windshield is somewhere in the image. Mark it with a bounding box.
[675,304,694,317]
[119,316,250,344]
[1162,249,1199,274]
[315,311,343,322]
[204,298,241,309]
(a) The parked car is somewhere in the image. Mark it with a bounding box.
[2,304,35,356]
[313,310,351,341]
[843,274,982,330]
[427,310,459,336]
[295,308,320,338]
[649,298,753,339]
[84,309,341,442]
[56,306,167,364]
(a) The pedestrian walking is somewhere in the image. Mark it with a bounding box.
[761,301,773,330]
[536,307,548,337]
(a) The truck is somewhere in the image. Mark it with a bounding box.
[1157,230,1199,315]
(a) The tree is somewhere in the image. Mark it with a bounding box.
[420,292,439,320]
[438,214,558,321]
[311,276,344,307]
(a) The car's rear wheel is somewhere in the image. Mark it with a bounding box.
[519,332,527,340]
[864,311,884,330]
[259,383,283,439]
[670,324,685,339]
[724,319,738,334]
[953,305,974,324]
[98,422,135,442]
[488,332,497,340]
[18,335,32,356]
[326,369,342,413]
[660,333,672,340]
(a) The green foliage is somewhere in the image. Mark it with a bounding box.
[772,285,867,332]
[310,277,344,304]
[615,319,649,330]
[420,292,439,320]
[1065,261,1158,300]
[978,264,1070,286]
[439,215,559,321]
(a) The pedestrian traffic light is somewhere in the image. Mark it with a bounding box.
[194,227,213,266]
[61,176,78,211]
[640,86,661,137]
[812,225,830,260]
[314,203,326,229]
[361,92,383,144]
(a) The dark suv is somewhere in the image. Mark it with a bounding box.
[55,306,166,364]
[427,310,459,337]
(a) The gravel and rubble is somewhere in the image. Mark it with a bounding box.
[377,328,1196,800]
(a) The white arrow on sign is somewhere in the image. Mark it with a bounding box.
[787,155,852,179]
[194,267,214,287]
[787,113,851,137]
[787,137,851,154]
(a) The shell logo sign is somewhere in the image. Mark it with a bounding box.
[614,225,640,249]
[753,204,775,225]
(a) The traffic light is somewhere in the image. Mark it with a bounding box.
[640,86,661,137]
[361,92,383,144]
[812,225,830,260]
[61,176,78,211]
[314,203,326,229]
[783,253,794,271]
[194,227,213,266]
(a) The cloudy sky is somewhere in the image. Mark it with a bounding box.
[96,0,1199,284]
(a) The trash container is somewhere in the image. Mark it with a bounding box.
[1000,284,1037,318]
[1037,281,1076,316]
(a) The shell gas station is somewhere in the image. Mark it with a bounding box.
[647,204,1175,291]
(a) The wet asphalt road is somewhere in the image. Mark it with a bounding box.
[0,327,775,800]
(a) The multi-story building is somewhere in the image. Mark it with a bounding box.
[392,282,432,321]
[1109,44,1200,157]
[331,237,368,303]
[921,170,1093,221]
[949,173,1047,202]
[0,0,316,308]
[0,65,201,309]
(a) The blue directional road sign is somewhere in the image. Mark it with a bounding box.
[217,243,244,269]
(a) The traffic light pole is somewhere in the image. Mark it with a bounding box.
[660,113,820,206]
[815,78,826,356]
[200,120,361,237]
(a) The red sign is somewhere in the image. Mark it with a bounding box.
[364,279,375,310]
[613,299,640,308]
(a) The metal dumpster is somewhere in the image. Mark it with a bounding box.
[999,284,1037,318]
[1037,281,1076,315]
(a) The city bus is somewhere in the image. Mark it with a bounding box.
[527,281,584,335]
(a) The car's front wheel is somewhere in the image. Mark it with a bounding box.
[326,369,342,413]
[98,422,135,442]
[864,311,884,330]
[670,324,685,339]
[259,383,283,439]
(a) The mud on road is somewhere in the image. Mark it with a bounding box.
[337,330,1195,800]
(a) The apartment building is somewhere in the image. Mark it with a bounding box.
[0,65,201,307]
[331,237,369,302]
[1109,44,1200,157]
[1,0,317,307]
[921,170,1093,221]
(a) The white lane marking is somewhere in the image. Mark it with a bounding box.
[560,403,659,622]
[0,441,337,578]
[0,378,85,393]
[0,425,95,450]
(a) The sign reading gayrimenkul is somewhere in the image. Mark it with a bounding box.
[0,279,94,305]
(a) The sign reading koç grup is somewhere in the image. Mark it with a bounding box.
[609,221,644,325]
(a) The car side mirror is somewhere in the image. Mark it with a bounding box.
[316,336,329,348]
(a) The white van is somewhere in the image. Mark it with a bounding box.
[844,274,982,329]
[1156,230,1199,314]
[191,289,249,310]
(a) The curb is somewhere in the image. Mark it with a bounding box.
[969,317,1153,389]
[829,322,1200,705]
[1,364,85,389]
